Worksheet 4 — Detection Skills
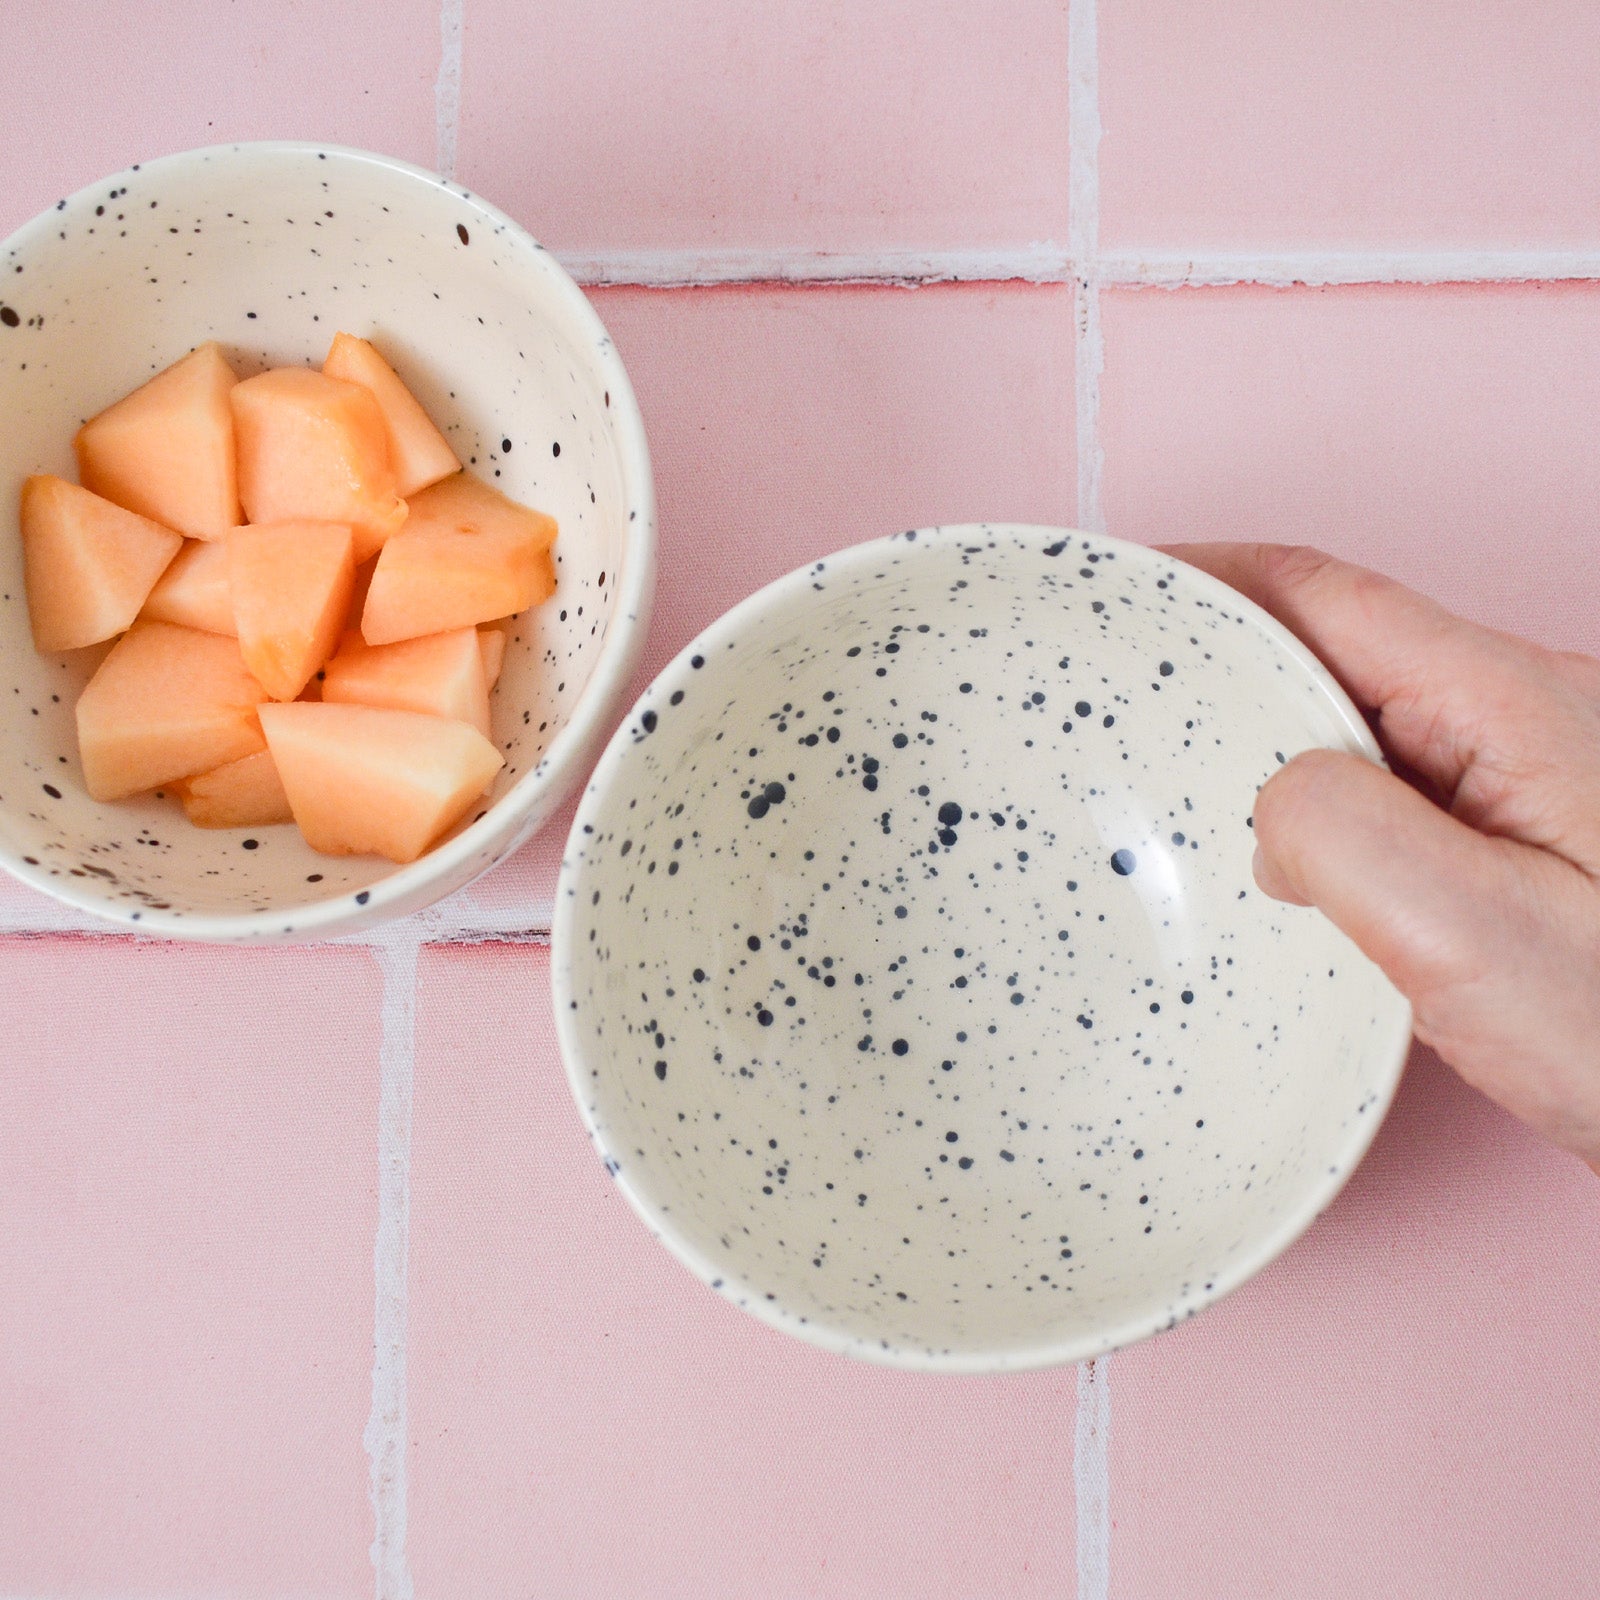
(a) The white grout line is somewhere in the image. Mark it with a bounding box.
[552,246,1600,291]
[1098,247,1600,289]
[0,889,555,945]
[1066,0,1105,538]
[1069,1,1113,1594]
[434,0,464,183]
[1075,1357,1112,1600]
[1074,280,1106,536]
[556,243,1073,288]
[1067,0,1099,273]
[366,931,420,1600]
[405,886,555,942]
[0,897,110,939]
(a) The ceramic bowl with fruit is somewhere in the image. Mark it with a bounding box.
[0,141,655,940]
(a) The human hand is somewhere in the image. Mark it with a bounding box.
[1164,543,1600,1175]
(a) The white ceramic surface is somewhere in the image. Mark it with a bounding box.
[553,526,1413,1372]
[0,142,654,940]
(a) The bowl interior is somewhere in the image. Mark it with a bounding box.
[557,526,1410,1369]
[0,143,640,931]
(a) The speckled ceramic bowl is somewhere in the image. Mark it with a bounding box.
[0,142,654,940]
[553,525,1412,1372]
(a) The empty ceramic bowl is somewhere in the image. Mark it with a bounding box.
[0,142,654,940]
[553,525,1412,1372]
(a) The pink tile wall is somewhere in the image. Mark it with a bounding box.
[1111,1046,1600,1599]
[1100,0,1600,251]
[1099,282,1600,653]
[457,0,1072,255]
[0,940,381,1597]
[0,0,439,236]
[4,2,1600,1597]
[407,944,1077,1599]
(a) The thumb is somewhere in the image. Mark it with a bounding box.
[1250,749,1574,1068]
[1253,752,1600,1167]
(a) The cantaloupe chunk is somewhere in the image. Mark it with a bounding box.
[322,626,491,736]
[478,624,506,691]
[21,474,182,652]
[260,702,503,863]
[403,470,558,552]
[178,750,292,828]
[228,521,355,702]
[139,535,235,635]
[230,368,407,562]
[361,473,556,645]
[323,333,460,497]
[75,342,240,539]
[75,622,270,801]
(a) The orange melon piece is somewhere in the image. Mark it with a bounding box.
[178,750,292,828]
[478,624,506,691]
[75,342,240,539]
[322,626,491,736]
[21,474,182,652]
[322,332,460,497]
[139,535,235,635]
[228,521,355,702]
[230,368,407,562]
[260,702,504,863]
[361,473,557,645]
[75,623,269,801]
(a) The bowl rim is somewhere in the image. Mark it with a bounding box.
[0,139,657,942]
[551,522,1414,1373]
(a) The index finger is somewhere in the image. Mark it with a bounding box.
[1161,542,1600,876]
[1161,543,1468,717]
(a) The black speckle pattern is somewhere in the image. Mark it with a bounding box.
[556,524,1411,1369]
[0,143,654,939]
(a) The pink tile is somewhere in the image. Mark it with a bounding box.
[1109,1044,1600,1598]
[0,939,381,1597]
[407,944,1077,1598]
[460,282,1078,922]
[1100,282,1600,654]
[0,0,439,240]
[1097,286,1600,1589]
[457,1,1070,254]
[1100,0,1600,250]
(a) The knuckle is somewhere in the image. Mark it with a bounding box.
[1256,543,1339,593]
[1552,647,1600,701]
[1261,544,1421,644]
